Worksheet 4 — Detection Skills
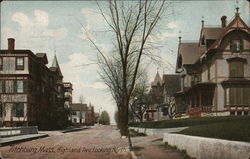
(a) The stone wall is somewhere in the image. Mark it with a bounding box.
[129,127,187,136]
[163,133,250,159]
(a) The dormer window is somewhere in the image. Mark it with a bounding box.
[230,39,243,52]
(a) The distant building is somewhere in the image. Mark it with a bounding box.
[70,103,87,125]
[85,104,95,126]
[175,9,250,118]
[70,103,95,126]
[146,71,164,121]
[147,73,180,121]
[0,38,69,128]
[63,82,73,108]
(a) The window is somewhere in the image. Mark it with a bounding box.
[229,87,250,105]
[58,86,61,93]
[73,118,77,123]
[16,57,24,70]
[244,111,249,116]
[229,61,244,78]
[230,40,243,52]
[191,74,201,86]
[237,111,242,116]
[0,57,3,70]
[72,111,77,115]
[16,80,24,93]
[13,103,24,117]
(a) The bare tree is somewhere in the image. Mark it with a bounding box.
[80,0,167,136]
[130,72,151,123]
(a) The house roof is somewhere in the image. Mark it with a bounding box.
[177,10,249,69]
[70,103,88,111]
[163,74,181,96]
[201,27,224,40]
[178,43,200,65]
[50,55,63,77]
[0,50,34,55]
[36,53,48,64]
[151,71,163,86]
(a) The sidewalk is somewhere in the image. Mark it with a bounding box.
[0,126,90,147]
[0,133,48,147]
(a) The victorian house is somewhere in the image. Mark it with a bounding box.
[175,9,250,118]
[0,38,68,128]
[147,72,180,121]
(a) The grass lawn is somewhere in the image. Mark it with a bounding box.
[177,120,250,142]
[129,116,250,128]
[129,116,250,142]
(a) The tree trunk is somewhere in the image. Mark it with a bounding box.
[119,99,129,136]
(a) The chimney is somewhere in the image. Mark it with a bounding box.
[8,38,15,51]
[221,16,227,28]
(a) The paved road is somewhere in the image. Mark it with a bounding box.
[0,126,130,159]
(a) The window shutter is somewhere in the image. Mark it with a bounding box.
[14,80,17,93]
[3,81,5,93]
[12,104,16,117]
[24,80,27,93]
[238,62,244,77]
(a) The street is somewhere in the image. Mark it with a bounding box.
[0,126,190,159]
[0,126,130,159]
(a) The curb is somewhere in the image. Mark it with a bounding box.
[61,127,89,133]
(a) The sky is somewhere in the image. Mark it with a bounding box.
[1,0,249,124]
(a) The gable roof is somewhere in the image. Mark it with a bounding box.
[151,71,163,86]
[70,103,88,111]
[201,27,224,40]
[50,55,63,77]
[177,10,249,69]
[178,43,200,65]
[163,74,181,96]
[208,13,250,51]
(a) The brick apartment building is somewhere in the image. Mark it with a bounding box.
[0,38,70,128]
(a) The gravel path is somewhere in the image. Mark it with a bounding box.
[131,136,188,159]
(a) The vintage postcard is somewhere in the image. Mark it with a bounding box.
[0,0,250,159]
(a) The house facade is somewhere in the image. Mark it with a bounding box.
[175,9,250,118]
[0,38,69,128]
[146,72,180,121]
[63,82,73,109]
[70,103,87,126]
[70,103,95,126]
